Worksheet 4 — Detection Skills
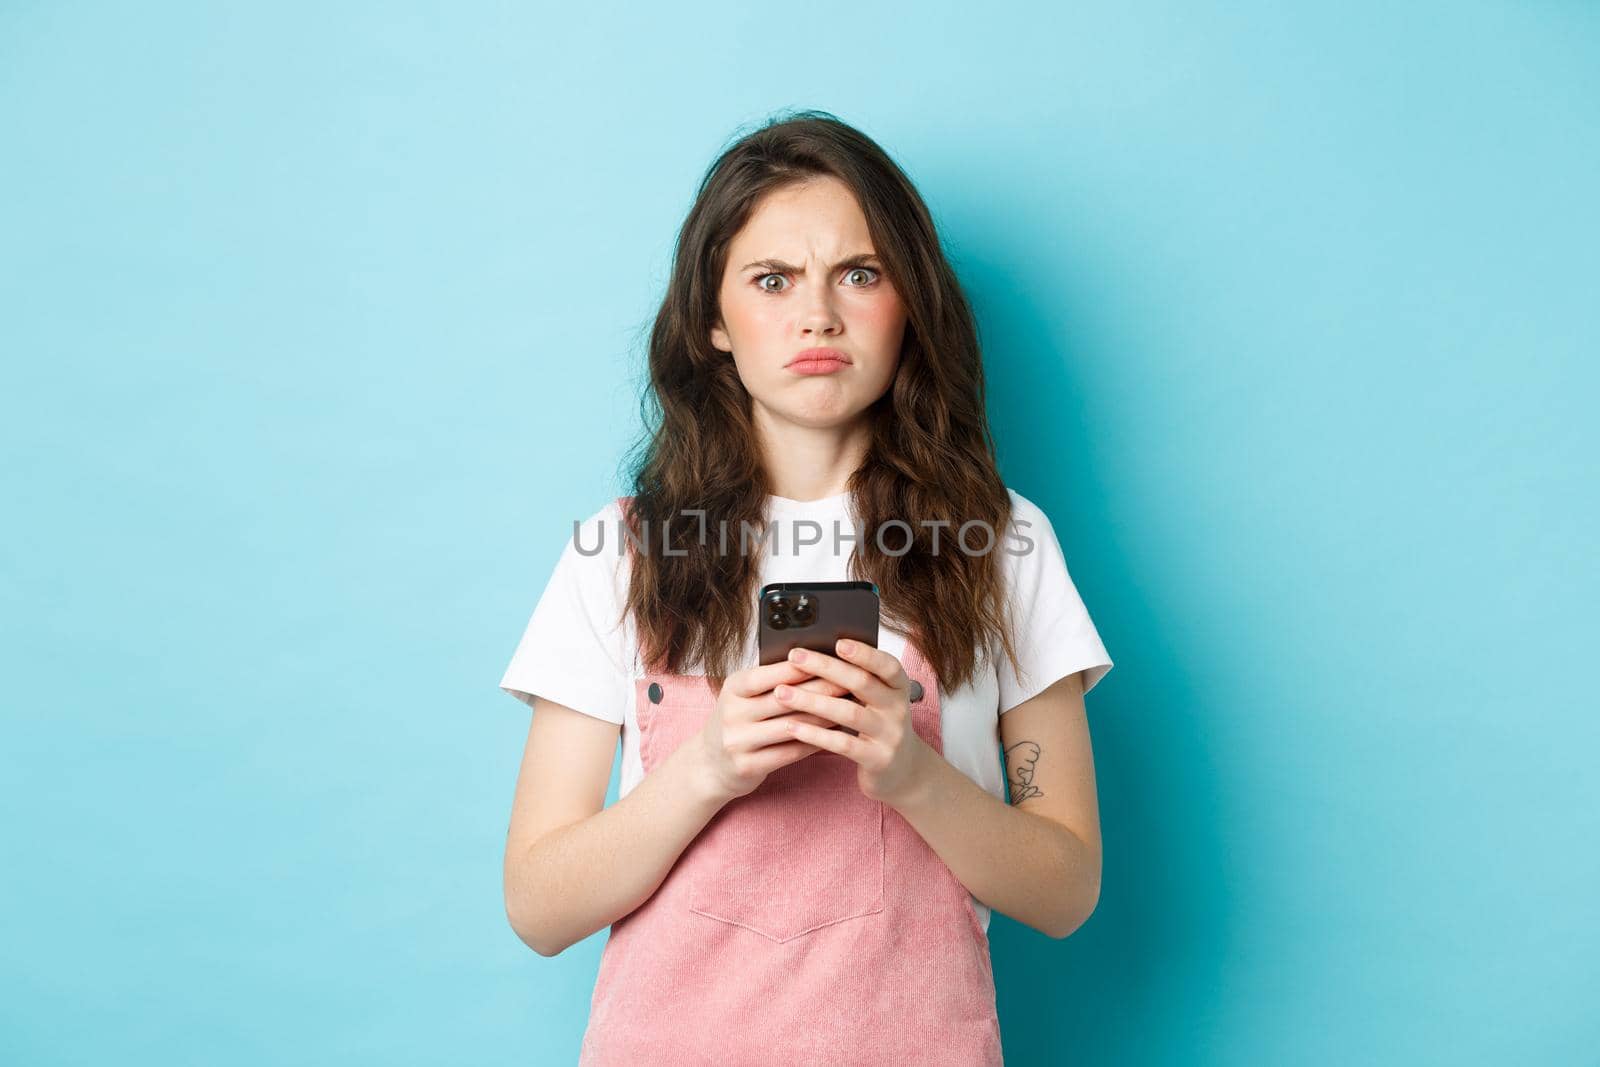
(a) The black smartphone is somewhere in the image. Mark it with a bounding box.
[757,581,880,666]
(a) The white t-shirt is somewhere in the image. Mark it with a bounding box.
[498,487,1114,934]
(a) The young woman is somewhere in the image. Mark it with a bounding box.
[498,111,1113,1065]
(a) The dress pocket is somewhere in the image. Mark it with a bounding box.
[684,750,886,943]
[633,670,888,943]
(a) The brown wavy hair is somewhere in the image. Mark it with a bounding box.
[618,109,1025,694]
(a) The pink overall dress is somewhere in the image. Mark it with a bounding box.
[578,506,1004,1064]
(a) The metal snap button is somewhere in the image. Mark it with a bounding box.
[647,682,663,704]
[908,680,924,703]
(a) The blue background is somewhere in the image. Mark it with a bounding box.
[3,3,1595,1064]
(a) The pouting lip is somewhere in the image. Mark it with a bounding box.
[786,347,852,367]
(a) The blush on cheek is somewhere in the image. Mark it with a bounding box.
[869,282,908,319]
[852,292,909,347]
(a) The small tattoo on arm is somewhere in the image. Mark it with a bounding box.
[1004,740,1043,804]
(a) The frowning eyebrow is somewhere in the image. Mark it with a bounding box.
[740,253,882,274]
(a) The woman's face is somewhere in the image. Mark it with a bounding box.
[711,175,908,431]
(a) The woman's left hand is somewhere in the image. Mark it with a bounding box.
[774,639,931,810]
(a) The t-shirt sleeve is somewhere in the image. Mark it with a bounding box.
[497,504,631,725]
[995,491,1114,714]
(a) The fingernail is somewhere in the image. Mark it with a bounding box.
[788,648,806,662]
[838,639,855,654]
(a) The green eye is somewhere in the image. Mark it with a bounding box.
[752,267,881,293]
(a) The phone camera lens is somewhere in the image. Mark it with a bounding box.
[791,594,816,626]
[767,609,789,630]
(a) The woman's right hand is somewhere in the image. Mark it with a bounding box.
[695,660,852,803]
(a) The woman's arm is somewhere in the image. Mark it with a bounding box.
[895,670,1103,938]
[502,698,726,957]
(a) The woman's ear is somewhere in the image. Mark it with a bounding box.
[710,322,731,353]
